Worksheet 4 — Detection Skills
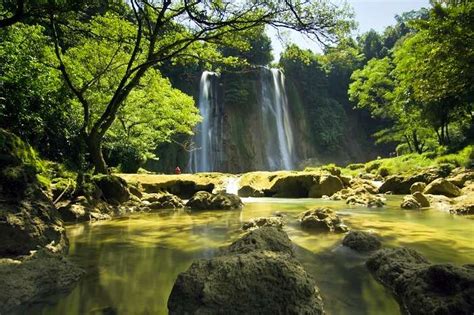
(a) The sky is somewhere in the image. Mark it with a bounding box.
[269,0,430,59]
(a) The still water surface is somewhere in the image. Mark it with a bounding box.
[29,197,473,315]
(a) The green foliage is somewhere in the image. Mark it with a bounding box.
[0,23,79,160]
[350,3,473,153]
[280,45,347,152]
[0,128,45,172]
[435,145,473,168]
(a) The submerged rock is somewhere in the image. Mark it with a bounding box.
[342,231,382,252]
[168,227,324,314]
[0,250,84,313]
[299,208,349,233]
[186,191,243,210]
[424,178,461,197]
[367,247,474,315]
[242,216,284,231]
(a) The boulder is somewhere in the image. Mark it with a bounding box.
[308,175,344,198]
[447,169,474,188]
[0,250,84,313]
[128,185,143,199]
[167,227,324,314]
[238,185,264,197]
[57,197,92,222]
[299,208,349,233]
[269,174,318,198]
[367,247,474,315]
[401,195,421,209]
[342,231,382,252]
[413,191,430,207]
[242,217,284,231]
[330,179,385,208]
[57,196,113,222]
[424,178,461,197]
[143,193,184,210]
[378,175,417,194]
[186,191,243,210]
[94,175,130,204]
[410,182,426,194]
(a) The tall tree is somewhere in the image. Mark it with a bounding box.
[50,0,353,173]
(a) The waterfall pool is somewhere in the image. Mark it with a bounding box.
[26,197,473,315]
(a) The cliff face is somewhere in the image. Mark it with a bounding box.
[150,69,385,174]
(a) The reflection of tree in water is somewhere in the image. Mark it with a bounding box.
[294,242,400,315]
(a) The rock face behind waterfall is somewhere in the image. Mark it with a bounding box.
[367,247,474,315]
[168,227,325,314]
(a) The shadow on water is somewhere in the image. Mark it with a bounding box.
[23,197,473,315]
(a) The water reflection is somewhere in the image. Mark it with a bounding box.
[27,197,473,315]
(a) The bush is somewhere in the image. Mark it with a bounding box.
[435,145,473,168]
[378,167,390,177]
[347,163,364,170]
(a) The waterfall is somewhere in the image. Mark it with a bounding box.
[260,68,295,170]
[188,68,296,173]
[188,71,220,172]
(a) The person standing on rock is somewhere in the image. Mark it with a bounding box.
[175,166,181,175]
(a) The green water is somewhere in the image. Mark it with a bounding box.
[27,197,473,315]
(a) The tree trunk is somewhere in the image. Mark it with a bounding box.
[86,133,108,174]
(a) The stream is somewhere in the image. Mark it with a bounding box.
[27,196,473,315]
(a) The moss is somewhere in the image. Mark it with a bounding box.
[347,163,364,170]
[0,129,45,173]
[36,174,51,190]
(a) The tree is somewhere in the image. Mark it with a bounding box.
[0,23,80,160]
[348,57,434,153]
[393,2,474,145]
[50,0,353,173]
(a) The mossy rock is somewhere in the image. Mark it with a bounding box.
[0,129,44,172]
[94,175,130,204]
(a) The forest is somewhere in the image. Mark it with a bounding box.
[0,1,473,314]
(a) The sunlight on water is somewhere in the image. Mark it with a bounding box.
[28,196,473,315]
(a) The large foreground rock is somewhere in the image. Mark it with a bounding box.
[299,208,349,233]
[0,130,68,256]
[168,227,324,314]
[367,247,474,315]
[0,250,84,313]
[186,191,243,210]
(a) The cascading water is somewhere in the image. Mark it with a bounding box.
[188,71,220,172]
[189,68,295,173]
[260,68,295,170]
